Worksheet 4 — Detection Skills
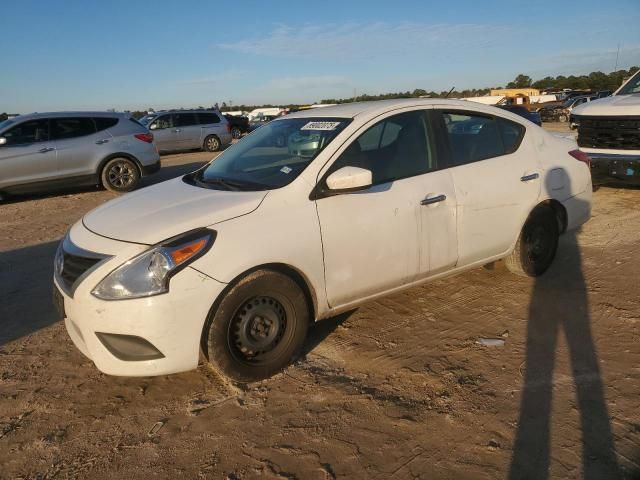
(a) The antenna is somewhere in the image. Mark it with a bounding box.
[614,43,620,71]
[445,87,455,98]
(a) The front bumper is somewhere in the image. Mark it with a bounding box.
[587,152,640,186]
[55,224,226,376]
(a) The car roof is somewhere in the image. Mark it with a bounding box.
[283,98,473,119]
[10,111,129,121]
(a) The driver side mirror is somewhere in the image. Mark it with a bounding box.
[149,124,158,130]
[326,166,372,192]
[0,137,6,146]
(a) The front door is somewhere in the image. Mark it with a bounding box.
[150,114,178,151]
[315,109,449,307]
[0,118,58,190]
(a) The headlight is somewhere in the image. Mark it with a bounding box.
[92,229,215,300]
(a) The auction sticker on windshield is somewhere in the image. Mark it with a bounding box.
[301,121,341,131]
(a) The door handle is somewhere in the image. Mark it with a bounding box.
[95,139,109,145]
[520,173,540,182]
[421,194,446,206]
[38,147,54,153]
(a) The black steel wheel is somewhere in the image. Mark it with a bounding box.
[204,270,309,382]
[506,206,559,277]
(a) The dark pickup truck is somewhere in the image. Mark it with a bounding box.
[223,114,250,139]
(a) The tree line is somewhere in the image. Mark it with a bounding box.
[320,66,639,104]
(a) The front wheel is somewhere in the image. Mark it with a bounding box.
[101,157,140,193]
[204,270,309,383]
[230,126,242,140]
[506,206,559,277]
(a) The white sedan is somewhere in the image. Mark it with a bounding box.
[53,99,592,382]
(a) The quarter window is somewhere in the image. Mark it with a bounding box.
[328,110,436,185]
[94,117,119,132]
[51,118,97,140]
[3,119,50,145]
[198,113,220,124]
[441,112,524,165]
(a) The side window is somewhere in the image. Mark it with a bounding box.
[151,115,173,129]
[328,110,435,185]
[94,117,119,132]
[51,118,97,140]
[198,113,220,124]
[174,113,199,127]
[498,118,525,154]
[442,112,503,165]
[3,119,50,145]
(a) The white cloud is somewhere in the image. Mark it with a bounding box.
[217,22,512,61]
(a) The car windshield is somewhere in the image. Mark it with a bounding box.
[617,71,640,95]
[138,115,156,125]
[187,117,351,191]
[0,119,14,131]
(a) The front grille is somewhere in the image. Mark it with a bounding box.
[577,116,640,150]
[60,253,102,291]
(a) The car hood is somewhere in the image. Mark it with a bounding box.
[573,94,640,116]
[83,177,268,244]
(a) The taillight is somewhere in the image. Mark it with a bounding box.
[134,133,154,143]
[569,149,591,168]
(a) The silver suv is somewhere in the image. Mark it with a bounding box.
[138,110,232,153]
[0,112,161,197]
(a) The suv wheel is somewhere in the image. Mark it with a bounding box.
[506,206,559,277]
[101,157,140,193]
[204,270,309,383]
[204,135,221,152]
[231,126,242,140]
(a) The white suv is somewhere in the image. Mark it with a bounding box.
[53,99,592,382]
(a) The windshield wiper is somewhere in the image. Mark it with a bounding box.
[192,173,271,191]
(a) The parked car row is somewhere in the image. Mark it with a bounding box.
[0,109,233,198]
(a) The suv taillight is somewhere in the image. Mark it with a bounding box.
[134,133,154,143]
[569,149,591,168]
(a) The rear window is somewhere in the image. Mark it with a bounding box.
[94,117,119,132]
[51,117,97,140]
[198,113,220,124]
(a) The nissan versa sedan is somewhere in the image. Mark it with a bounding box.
[53,99,592,382]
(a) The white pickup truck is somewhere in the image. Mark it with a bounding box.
[572,69,640,186]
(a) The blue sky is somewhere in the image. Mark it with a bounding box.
[1,0,639,112]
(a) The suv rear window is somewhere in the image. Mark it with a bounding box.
[51,117,97,140]
[94,117,119,132]
[198,113,220,124]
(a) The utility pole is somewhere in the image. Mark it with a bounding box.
[614,43,621,71]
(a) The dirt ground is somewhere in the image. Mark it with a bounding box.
[1,128,639,479]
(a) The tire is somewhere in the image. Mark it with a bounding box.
[231,126,242,140]
[100,157,140,193]
[203,135,221,152]
[205,270,310,383]
[506,206,559,277]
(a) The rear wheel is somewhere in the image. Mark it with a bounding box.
[203,135,221,152]
[204,270,309,383]
[506,206,559,277]
[100,157,140,193]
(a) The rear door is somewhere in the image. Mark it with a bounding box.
[173,113,201,149]
[51,117,105,178]
[435,108,540,266]
[0,118,58,190]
